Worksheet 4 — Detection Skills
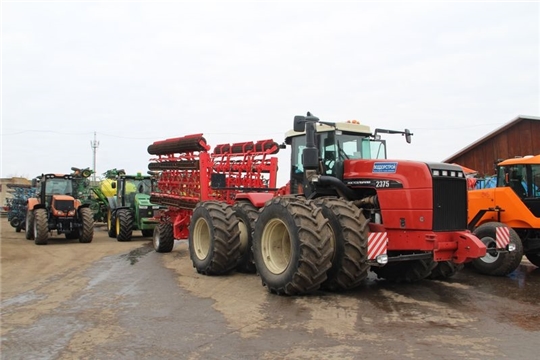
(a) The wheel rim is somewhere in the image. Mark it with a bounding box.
[33,213,38,237]
[107,210,112,230]
[153,227,160,249]
[116,216,121,235]
[193,217,211,260]
[238,220,248,253]
[480,237,499,263]
[261,218,291,274]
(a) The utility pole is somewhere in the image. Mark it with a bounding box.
[90,132,100,183]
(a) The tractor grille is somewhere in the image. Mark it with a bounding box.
[54,200,75,212]
[432,177,467,231]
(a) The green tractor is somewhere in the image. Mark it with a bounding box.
[106,172,164,241]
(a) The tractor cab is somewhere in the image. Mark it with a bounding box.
[115,174,154,208]
[33,174,76,210]
[496,155,540,216]
[285,113,412,196]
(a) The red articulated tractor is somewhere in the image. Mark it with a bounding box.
[148,112,492,295]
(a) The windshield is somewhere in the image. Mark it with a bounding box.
[120,178,152,207]
[289,130,387,186]
[45,179,73,195]
[498,164,540,198]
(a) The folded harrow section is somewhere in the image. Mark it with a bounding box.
[147,133,279,239]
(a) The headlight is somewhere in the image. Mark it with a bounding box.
[376,254,388,265]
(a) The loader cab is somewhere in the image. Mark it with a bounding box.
[496,156,540,217]
[285,121,386,195]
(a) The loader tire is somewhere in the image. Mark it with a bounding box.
[107,210,116,238]
[34,208,49,245]
[471,222,523,276]
[233,201,259,273]
[525,253,540,268]
[253,197,333,295]
[373,258,436,283]
[25,210,34,240]
[116,209,133,242]
[78,207,94,243]
[314,197,369,292]
[188,201,241,275]
[428,261,464,280]
[153,223,174,253]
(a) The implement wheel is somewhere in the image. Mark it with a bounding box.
[188,201,241,275]
[314,197,369,292]
[10,217,21,229]
[471,222,523,276]
[34,208,49,245]
[233,201,259,273]
[78,207,94,243]
[253,197,333,295]
[153,223,174,253]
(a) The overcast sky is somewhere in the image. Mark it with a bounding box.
[2,1,539,186]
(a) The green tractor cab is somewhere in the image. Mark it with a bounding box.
[106,172,165,241]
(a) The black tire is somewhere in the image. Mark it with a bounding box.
[153,223,174,253]
[10,217,21,229]
[372,258,436,283]
[428,261,464,280]
[314,197,369,292]
[233,201,259,274]
[25,210,34,240]
[78,207,94,243]
[107,210,116,238]
[525,253,540,267]
[141,229,154,237]
[471,222,524,276]
[188,201,241,275]
[116,209,133,242]
[253,197,333,295]
[34,208,49,245]
[15,224,23,233]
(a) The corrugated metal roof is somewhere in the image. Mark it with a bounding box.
[443,115,540,163]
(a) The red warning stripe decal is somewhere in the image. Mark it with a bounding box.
[496,226,510,249]
[368,232,388,260]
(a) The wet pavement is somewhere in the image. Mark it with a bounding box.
[1,227,539,359]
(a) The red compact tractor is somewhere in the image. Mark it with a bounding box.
[148,112,491,295]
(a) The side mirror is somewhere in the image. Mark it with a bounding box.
[404,129,413,144]
[31,179,37,187]
[293,115,306,132]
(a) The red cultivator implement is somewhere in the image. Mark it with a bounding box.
[148,134,279,240]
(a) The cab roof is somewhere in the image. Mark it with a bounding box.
[284,121,372,140]
[498,154,540,166]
